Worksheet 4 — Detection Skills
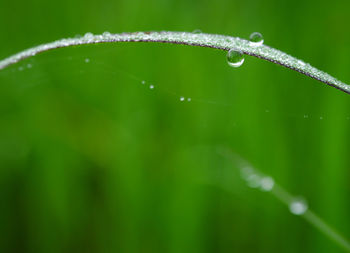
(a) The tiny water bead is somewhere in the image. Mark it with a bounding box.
[249,32,264,46]
[180,97,185,101]
[227,49,244,68]
[149,84,154,89]
[187,98,191,102]
[289,198,308,215]
[84,32,93,38]
[297,60,306,67]
[103,31,111,37]
[141,80,146,85]
[85,58,90,63]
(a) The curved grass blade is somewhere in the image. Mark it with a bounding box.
[0,31,349,94]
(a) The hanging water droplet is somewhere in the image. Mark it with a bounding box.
[259,176,275,192]
[249,32,264,46]
[149,85,154,89]
[227,49,244,68]
[180,97,185,101]
[289,198,308,215]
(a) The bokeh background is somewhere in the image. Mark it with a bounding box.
[0,0,350,252]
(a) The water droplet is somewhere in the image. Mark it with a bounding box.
[27,63,32,68]
[149,85,154,89]
[180,97,185,101]
[259,176,275,192]
[320,116,323,120]
[249,32,264,46]
[298,60,306,67]
[187,98,191,102]
[103,31,111,37]
[289,198,308,215]
[84,32,94,39]
[141,80,146,85]
[227,49,244,68]
[18,66,24,71]
[85,58,90,63]
[246,174,261,188]
[193,29,202,34]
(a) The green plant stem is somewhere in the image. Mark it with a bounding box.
[0,31,349,94]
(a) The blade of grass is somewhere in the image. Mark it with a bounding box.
[0,31,349,94]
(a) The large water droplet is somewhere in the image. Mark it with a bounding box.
[249,32,264,46]
[227,49,244,68]
[289,198,308,215]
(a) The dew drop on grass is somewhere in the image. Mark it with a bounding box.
[180,97,185,101]
[227,49,244,68]
[18,66,23,71]
[85,58,90,63]
[149,85,154,89]
[187,98,191,102]
[141,80,146,85]
[249,32,264,46]
[27,63,32,68]
[304,115,309,118]
[298,60,306,67]
[84,32,94,39]
[289,198,308,215]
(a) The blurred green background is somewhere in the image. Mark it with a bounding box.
[0,0,350,252]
